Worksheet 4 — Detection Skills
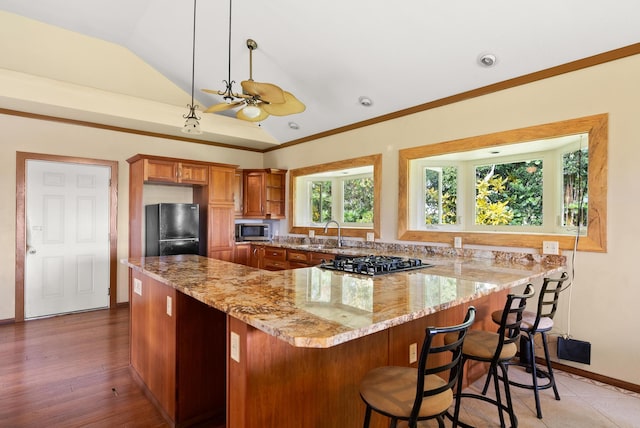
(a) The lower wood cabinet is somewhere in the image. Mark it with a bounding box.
[253,245,335,270]
[261,246,289,270]
[233,243,251,265]
[129,269,226,427]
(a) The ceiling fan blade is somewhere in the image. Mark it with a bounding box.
[240,80,286,104]
[261,92,306,116]
[203,101,244,113]
[236,106,270,122]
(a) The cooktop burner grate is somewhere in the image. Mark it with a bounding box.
[319,254,433,276]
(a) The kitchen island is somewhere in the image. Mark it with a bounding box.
[124,254,564,428]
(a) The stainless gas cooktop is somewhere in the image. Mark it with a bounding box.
[319,254,432,276]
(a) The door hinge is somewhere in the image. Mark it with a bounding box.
[107,287,110,296]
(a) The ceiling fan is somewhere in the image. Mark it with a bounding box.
[202,38,305,122]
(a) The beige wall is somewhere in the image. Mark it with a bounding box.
[265,54,640,385]
[2,53,639,386]
[0,117,263,319]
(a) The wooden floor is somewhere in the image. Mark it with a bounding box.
[0,307,173,427]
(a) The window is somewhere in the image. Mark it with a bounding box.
[299,170,374,227]
[399,114,607,252]
[289,154,381,239]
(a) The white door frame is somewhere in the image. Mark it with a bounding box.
[15,152,118,322]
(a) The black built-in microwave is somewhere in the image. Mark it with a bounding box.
[235,223,271,241]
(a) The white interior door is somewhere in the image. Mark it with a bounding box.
[25,160,111,319]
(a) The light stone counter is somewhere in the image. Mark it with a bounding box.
[124,254,565,348]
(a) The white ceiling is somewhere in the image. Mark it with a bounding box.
[1,0,639,151]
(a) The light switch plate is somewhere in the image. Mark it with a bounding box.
[409,343,418,364]
[166,296,172,316]
[542,240,560,255]
[308,230,315,238]
[366,232,375,242]
[454,237,462,248]
[133,279,142,296]
[230,332,240,362]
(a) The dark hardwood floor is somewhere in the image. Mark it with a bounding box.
[0,307,171,427]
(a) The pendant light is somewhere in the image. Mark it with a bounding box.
[182,0,202,134]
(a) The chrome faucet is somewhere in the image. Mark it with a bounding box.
[323,220,344,247]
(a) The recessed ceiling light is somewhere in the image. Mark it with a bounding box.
[359,96,373,107]
[288,122,300,130]
[479,53,497,67]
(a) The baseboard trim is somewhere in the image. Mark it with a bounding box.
[542,357,640,394]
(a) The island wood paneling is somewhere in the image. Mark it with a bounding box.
[227,316,390,428]
[130,270,226,427]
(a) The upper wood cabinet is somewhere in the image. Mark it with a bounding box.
[208,165,235,205]
[242,169,287,219]
[143,158,208,185]
[234,169,243,217]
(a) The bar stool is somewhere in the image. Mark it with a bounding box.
[487,272,569,419]
[359,306,476,428]
[446,284,535,428]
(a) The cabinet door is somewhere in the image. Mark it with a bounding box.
[234,170,243,217]
[243,172,265,217]
[209,166,235,204]
[233,244,251,266]
[249,245,262,268]
[179,162,208,185]
[144,159,178,183]
[208,205,235,260]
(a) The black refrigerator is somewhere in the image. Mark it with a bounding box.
[145,203,200,256]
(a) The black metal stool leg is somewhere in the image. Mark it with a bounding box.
[526,332,544,419]
[541,332,561,400]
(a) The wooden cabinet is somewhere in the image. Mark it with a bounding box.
[129,269,226,427]
[143,158,208,185]
[233,243,251,266]
[254,245,335,270]
[261,246,289,270]
[209,166,235,204]
[202,165,236,261]
[234,169,243,217]
[206,205,235,261]
[242,169,287,219]
[249,245,262,268]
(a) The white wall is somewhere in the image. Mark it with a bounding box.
[0,116,264,319]
[265,54,640,386]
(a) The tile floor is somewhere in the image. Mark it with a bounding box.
[448,366,640,428]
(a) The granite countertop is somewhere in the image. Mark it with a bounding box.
[124,253,565,348]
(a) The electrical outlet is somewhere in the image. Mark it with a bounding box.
[542,240,560,255]
[230,332,240,362]
[166,296,172,316]
[133,279,142,296]
[454,237,462,248]
[308,230,315,238]
[409,343,418,364]
[366,232,375,242]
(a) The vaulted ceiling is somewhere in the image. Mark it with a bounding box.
[1,1,639,151]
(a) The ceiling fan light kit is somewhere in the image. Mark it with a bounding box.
[202,0,304,123]
[182,0,202,135]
